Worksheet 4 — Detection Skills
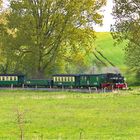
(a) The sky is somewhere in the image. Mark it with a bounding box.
[3,0,114,32]
[94,0,115,32]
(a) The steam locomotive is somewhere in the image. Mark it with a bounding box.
[0,73,127,89]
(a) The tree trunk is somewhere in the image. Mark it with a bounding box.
[37,67,45,79]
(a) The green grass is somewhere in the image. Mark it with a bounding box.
[95,32,126,68]
[0,89,140,139]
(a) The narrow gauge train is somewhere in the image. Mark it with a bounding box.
[0,73,127,89]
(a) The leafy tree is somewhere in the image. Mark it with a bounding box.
[0,0,11,73]
[111,0,140,82]
[1,0,106,78]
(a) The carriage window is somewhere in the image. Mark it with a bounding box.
[53,77,56,82]
[65,77,67,81]
[59,77,61,81]
[62,77,65,82]
[10,77,13,81]
[66,77,68,82]
[0,76,2,81]
[61,77,63,81]
[66,77,68,81]
[3,77,6,81]
[14,76,18,81]
[6,76,10,81]
[58,77,60,81]
[57,77,59,81]
[72,77,75,82]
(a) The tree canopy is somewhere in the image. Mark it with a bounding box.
[111,0,140,81]
[0,0,106,78]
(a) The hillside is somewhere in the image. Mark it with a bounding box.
[95,32,126,68]
[94,32,139,85]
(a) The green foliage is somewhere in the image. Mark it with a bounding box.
[0,90,140,139]
[111,0,140,84]
[0,0,106,78]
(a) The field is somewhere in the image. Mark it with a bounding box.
[96,33,125,65]
[0,89,140,140]
[95,32,126,68]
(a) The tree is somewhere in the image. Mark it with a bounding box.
[111,0,140,82]
[1,0,106,78]
[0,0,11,73]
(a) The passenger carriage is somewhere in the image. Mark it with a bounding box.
[0,74,25,87]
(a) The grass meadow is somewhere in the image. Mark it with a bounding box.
[0,89,140,140]
[95,32,126,67]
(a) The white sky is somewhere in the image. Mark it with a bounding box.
[94,0,115,32]
[3,0,114,32]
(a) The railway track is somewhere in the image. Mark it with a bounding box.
[0,87,113,93]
